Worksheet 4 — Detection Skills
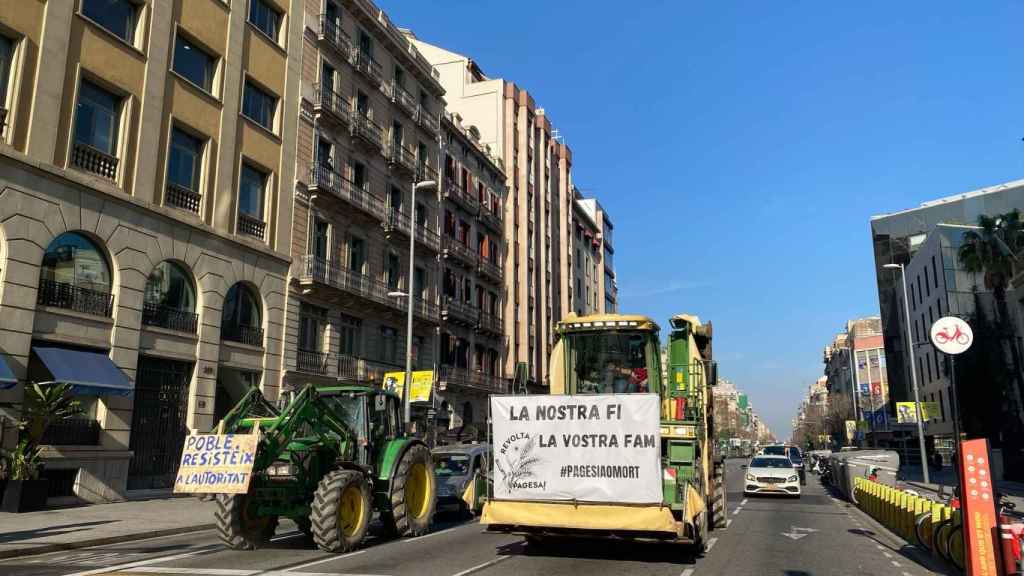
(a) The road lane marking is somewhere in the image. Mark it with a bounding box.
[403,521,477,543]
[705,537,718,552]
[726,519,732,528]
[732,507,742,515]
[279,550,367,572]
[680,569,695,576]
[128,569,256,575]
[741,498,748,505]
[891,560,901,567]
[883,552,893,559]
[876,545,886,551]
[65,545,221,576]
[449,556,511,576]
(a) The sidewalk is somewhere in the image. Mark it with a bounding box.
[0,495,216,559]
[900,464,1024,508]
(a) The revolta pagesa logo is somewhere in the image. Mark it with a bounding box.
[496,432,546,492]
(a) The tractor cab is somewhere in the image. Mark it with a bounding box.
[318,386,404,471]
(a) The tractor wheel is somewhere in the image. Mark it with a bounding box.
[381,443,436,537]
[216,493,278,550]
[310,469,371,553]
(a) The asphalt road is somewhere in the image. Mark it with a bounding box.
[0,459,945,576]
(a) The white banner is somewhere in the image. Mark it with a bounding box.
[490,394,662,504]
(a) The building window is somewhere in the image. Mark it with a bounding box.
[238,163,267,238]
[165,127,204,213]
[414,267,427,300]
[143,261,197,332]
[72,79,121,179]
[173,34,215,93]
[222,283,263,345]
[349,236,366,273]
[311,216,329,259]
[242,80,276,131]
[385,252,401,290]
[298,302,325,352]
[381,327,398,364]
[81,0,139,44]
[0,34,13,133]
[248,0,281,41]
[38,232,114,316]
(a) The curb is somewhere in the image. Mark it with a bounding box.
[0,523,217,560]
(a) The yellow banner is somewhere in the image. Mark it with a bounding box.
[895,402,939,423]
[174,434,258,494]
[383,370,434,403]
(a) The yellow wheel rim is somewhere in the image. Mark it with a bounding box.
[405,462,431,520]
[339,484,365,537]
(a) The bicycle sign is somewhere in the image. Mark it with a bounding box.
[930,316,973,355]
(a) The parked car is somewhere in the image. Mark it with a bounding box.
[743,455,801,497]
[433,442,490,516]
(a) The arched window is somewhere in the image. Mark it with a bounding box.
[143,261,197,332]
[221,283,262,346]
[38,232,113,316]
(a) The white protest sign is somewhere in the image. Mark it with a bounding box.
[173,434,258,494]
[490,394,662,504]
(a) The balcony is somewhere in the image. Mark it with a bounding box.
[337,354,402,384]
[439,365,508,394]
[296,349,330,376]
[317,15,352,59]
[389,82,418,118]
[478,206,503,233]
[382,209,441,253]
[387,142,417,176]
[477,257,503,283]
[416,163,438,184]
[350,48,383,86]
[314,84,350,126]
[477,312,503,336]
[443,183,479,214]
[38,279,113,317]
[298,255,439,323]
[165,183,202,214]
[308,164,386,221]
[237,213,267,240]
[441,296,478,326]
[350,112,383,151]
[222,324,264,347]
[142,302,199,334]
[71,142,118,180]
[442,236,477,268]
[417,108,440,134]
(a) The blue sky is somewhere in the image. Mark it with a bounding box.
[381,1,1024,438]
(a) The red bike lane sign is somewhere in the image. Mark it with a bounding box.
[930,316,973,355]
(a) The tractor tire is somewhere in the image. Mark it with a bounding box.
[381,443,436,537]
[216,493,278,550]
[310,469,371,553]
[709,462,728,530]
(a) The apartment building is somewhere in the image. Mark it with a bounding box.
[436,112,507,432]
[0,0,300,501]
[409,36,615,390]
[282,0,445,432]
[572,194,617,315]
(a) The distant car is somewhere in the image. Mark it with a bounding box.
[759,444,789,457]
[744,455,801,497]
[432,442,490,516]
[787,446,806,485]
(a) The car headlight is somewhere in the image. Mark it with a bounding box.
[788,475,798,482]
[266,462,299,477]
[746,473,756,482]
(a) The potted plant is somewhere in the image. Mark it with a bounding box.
[1,382,81,513]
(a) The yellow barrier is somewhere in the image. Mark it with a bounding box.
[852,478,959,563]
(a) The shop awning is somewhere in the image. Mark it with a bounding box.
[0,354,17,389]
[31,346,133,396]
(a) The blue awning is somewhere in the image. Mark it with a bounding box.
[0,354,16,389]
[32,346,133,396]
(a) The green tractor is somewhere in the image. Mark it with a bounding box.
[213,383,436,552]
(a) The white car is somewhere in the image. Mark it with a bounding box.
[743,455,801,497]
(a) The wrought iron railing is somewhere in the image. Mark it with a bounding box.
[37,279,114,317]
[388,142,417,174]
[444,182,479,213]
[416,162,437,183]
[350,112,383,149]
[442,236,477,266]
[391,82,418,117]
[221,324,263,346]
[237,213,266,240]
[415,220,441,252]
[72,142,118,180]
[477,312,503,335]
[478,206,503,232]
[297,349,330,375]
[442,296,478,324]
[383,209,440,252]
[142,302,199,333]
[314,83,350,124]
[337,354,402,384]
[439,365,508,394]
[417,108,440,134]
[165,183,202,214]
[350,48,383,85]
[41,418,101,446]
[478,257,503,282]
[318,15,351,57]
[308,164,385,220]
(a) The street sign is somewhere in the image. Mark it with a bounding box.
[959,439,999,575]
[930,316,973,355]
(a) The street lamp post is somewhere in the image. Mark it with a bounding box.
[884,262,930,484]
[390,177,437,429]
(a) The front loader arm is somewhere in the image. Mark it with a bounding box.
[251,384,358,470]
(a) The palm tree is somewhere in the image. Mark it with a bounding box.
[957,210,1024,478]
